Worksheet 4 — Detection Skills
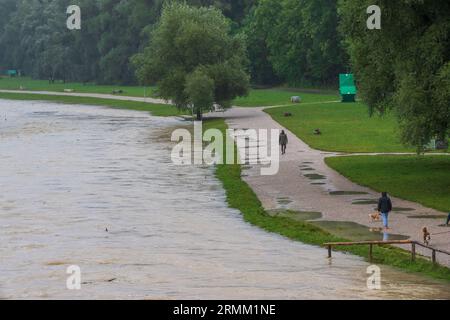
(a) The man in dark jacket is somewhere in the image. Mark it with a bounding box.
[279,130,288,155]
[377,192,393,230]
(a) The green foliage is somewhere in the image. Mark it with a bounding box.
[185,69,215,118]
[338,0,450,152]
[325,155,450,213]
[132,2,249,117]
[243,0,347,86]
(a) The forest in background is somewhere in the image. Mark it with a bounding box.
[0,0,346,87]
[0,0,448,148]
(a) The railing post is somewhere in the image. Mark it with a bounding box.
[411,242,416,262]
[328,245,332,258]
[432,250,436,264]
[369,244,373,262]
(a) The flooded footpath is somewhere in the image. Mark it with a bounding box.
[0,99,449,299]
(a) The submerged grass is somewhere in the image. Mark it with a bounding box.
[0,92,181,117]
[204,118,450,282]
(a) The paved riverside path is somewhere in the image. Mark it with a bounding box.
[1,89,449,266]
[220,107,450,267]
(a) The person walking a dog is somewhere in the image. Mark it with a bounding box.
[279,130,288,155]
[377,192,393,230]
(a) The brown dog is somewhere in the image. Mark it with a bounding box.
[369,211,381,222]
[422,227,431,245]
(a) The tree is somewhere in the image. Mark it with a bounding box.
[339,0,450,152]
[241,0,281,85]
[132,2,250,119]
[243,0,346,86]
[185,69,215,119]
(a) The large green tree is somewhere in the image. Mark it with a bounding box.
[339,0,450,152]
[132,2,249,119]
[244,0,347,86]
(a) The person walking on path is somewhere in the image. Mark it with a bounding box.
[377,192,393,230]
[279,130,288,155]
[446,213,450,226]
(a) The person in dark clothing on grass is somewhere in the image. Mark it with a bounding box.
[377,192,393,230]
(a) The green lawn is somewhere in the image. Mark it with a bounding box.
[204,118,450,281]
[265,101,413,153]
[0,92,181,117]
[233,87,339,107]
[0,76,155,97]
[0,76,339,107]
[325,155,450,213]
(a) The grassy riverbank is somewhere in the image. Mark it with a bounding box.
[2,91,449,281]
[204,118,450,282]
[0,77,155,97]
[0,92,181,117]
[0,76,338,107]
[326,155,450,213]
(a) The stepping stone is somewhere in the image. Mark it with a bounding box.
[407,215,447,219]
[304,173,326,180]
[352,200,378,205]
[329,191,368,196]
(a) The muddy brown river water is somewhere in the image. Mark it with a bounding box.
[0,99,449,299]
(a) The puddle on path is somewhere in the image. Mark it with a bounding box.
[352,200,378,205]
[268,210,322,221]
[407,215,447,220]
[393,207,416,212]
[276,197,293,205]
[330,191,369,196]
[304,173,326,180]
[311,221,410,242]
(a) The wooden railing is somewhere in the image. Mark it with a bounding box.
[323,240,450,265]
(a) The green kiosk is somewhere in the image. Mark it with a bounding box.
[339,73,357,102]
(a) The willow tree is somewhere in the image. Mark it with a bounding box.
[132,2,249,120]
[339,0,450,152]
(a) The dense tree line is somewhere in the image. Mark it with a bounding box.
[339,0,449,151]
[0,0,345,86]
[0,0,448,148]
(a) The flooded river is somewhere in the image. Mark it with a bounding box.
[0,99,449,299]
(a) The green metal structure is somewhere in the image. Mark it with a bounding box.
[6,70,18,77]
[339,73,357,102]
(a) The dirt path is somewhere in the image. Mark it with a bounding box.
[222,107,450,267]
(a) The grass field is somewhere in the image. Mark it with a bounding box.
[0,76,338,107]
[0,76,155,97]
[325,155,450,213]
[203,118,450,281]
[233,87,338,107]
[0,92,181,117]
[265,101,413,153]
